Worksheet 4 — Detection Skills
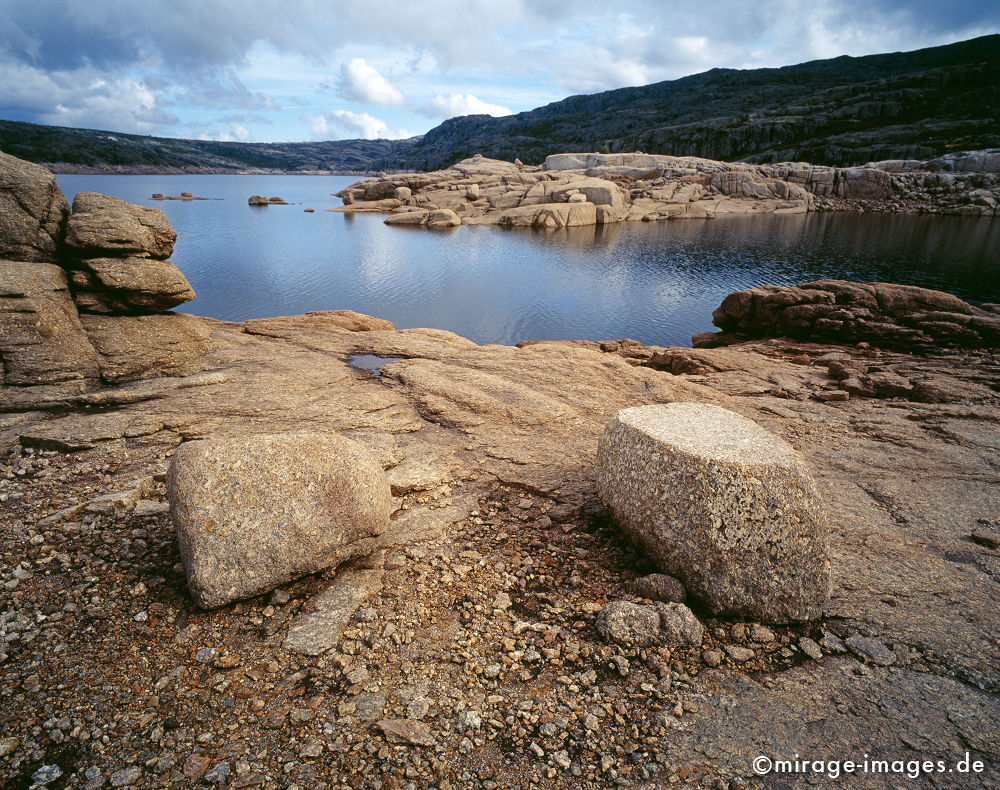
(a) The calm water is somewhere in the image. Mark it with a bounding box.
[57,174,1000,347]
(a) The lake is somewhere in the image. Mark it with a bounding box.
[56,174,1000,347]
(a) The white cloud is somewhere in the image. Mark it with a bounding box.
[304,109,412,140]
[420,93,513,119]
[338,57,405,106]
[197,122,254,142]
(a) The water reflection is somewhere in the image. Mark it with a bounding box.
[57,174,998,347]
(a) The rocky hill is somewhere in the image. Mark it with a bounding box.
[0,34,997,173]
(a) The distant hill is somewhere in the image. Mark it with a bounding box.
[1,34,997,173]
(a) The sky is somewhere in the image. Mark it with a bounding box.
[0,1,996,144]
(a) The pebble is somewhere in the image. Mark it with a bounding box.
[203,761,232,783]
[799,637,823,660]
[724,645,755,662]
[109,766,142,787]
[31,764,62,787]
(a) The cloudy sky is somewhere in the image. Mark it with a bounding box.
[0,0,996,143]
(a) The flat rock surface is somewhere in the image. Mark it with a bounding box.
[1,313,997,788]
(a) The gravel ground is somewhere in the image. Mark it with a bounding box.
[0,438,837,790]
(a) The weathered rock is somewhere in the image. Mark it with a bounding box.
[80,313,211,383]
[73,257,195,312]
[425,209,461,228]
[166,432,394,608]
[248,195,269,206]
[711,280,996,350]
[377,719,436,747]
[597,403,829,622]
[0,151,69,262]
[66,192,176,258]
[596,600,703,647]
[628,573,687,603]
[284,568,384,655]
[0,261,100,386]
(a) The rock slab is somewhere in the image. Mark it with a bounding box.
[167,432,394,608]
[283,568,384,656]
[597,403,829,623]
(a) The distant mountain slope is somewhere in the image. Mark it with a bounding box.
[0,120,409,173]
[1,34,997,173]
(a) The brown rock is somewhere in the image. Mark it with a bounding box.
[66,192,176,258]
[377,719,436,746]
[166,432,394,608]
[0,151,69,262]
[76,257,195,312]
[0,260,100,386]
[80,312,211,383]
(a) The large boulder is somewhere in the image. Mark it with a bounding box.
[66,193,176,259]
[597,403,829,623]
[709,280,996,350]
[166,432,395,608]
[0,152,69,262]
[71,257,195,312]
[80,312,211,383]
[551,177,628,212]
[0,261,100,386]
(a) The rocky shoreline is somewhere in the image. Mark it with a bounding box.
[333,150,1000,230]
[1,150,999,789]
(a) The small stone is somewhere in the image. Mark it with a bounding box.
[0,736,19,757]
[628,573,686,603]
[819,632,847,653]
[701,649,724,667]
[203,761,231,784]
[377,719,436,747]
[31,765,63,787]
[269,589,291,606]
[483,664,502,679]
[799,637,823,660]
[845,635,895,666]
[182,754,211,781]
[492,592,512,610]
[109,766,143,787]
[724,645,755,662]
[748,624,775,643]
[299,738,324,758]
[456,710,482,732]
[552,750,572,769]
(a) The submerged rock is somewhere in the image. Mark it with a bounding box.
[597,403,829,623]
[167,432,394,608]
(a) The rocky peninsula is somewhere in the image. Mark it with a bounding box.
[332,150,1000,231]
[1,151,998,789]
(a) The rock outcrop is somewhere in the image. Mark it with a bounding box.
[0,153,206,394]
[167,432,394,608]
[334,150,998,231]
[597,403,829,622]
[0,262,100,386]
[0,151,69,262]
[707,280,1000,351]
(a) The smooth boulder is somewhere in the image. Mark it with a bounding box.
[167,432,394,608]
[597,403,829,623]
[0,152,69,262]
[66,192,176,258]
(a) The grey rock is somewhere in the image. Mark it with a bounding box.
[30,764,63,787]
[595,600,703,647]
[377,719,436,746]
[748,623,776,643]
[0,261,101,386]
[845,634,895,666]
[167,432,394,608]
[597,403,829,623]
[66,192,175,258]
[80,312,211,383]
[628,573,686,603]
[202,761,231,783]
[284,568,384,656]
[799,637,823,660]
[109,766,142,787]
[724,645,755,662]
[0,152,69,262]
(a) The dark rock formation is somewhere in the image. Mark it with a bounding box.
[709,280,1000,350]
